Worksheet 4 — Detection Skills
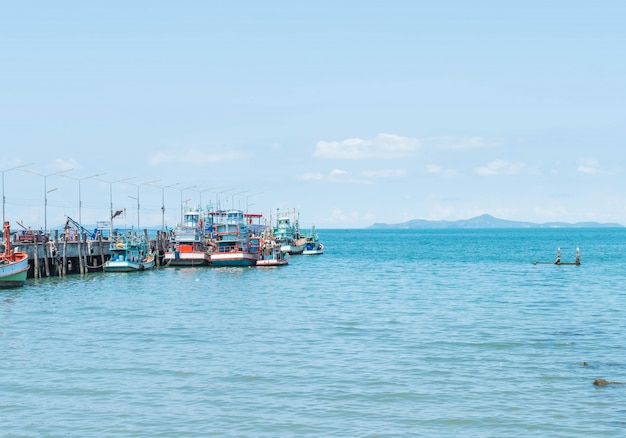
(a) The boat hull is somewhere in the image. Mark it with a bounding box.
[302,249,324,255]
[256,259,288,266]
[280,243,306,255]
[0,255,29,288]
[163,251,211,266]
[104,256,155,272]
[303,243,324,255]
[210,252,257,267]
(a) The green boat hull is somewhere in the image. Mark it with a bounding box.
[0,269,28,288]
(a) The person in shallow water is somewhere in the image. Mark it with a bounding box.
[554,247,561,265]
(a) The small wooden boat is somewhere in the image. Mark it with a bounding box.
[302,225,324,255]
[257,238,289,267]
[104,231,155,272]
[0,221,29,288]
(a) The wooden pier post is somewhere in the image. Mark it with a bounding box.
[53,231,60,277]
[98,233,105,270]
[62,235,68,276]
[77,233,84,275]
[33,241,40,279]
[155,231,161,267]
[43,240,51,277]
[82,232,88,274]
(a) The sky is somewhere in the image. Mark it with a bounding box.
[1,1,625,230]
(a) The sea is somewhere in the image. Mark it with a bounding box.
[2,228,626,437]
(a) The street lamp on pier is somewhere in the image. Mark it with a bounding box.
[61,172,105,226]
[1,162,33,226]
[150,182,182,231]
[128,179,160,230]
[99,177,135,236]
[176,185,200,224]
[21,167,74,232]
[245,192,263,213]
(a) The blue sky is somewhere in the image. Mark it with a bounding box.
[1,1,625,230]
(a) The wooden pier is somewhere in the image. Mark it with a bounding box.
[10,230,171,278]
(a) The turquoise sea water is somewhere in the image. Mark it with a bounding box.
[2,228,626,437]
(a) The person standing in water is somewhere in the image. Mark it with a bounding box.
[555,247,561,265]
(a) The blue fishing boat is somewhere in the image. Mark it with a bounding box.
[104,231,155,272]
[302,225,324,255]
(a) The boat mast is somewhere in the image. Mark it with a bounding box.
[3,221,13,259]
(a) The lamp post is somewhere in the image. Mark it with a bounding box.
[47,187,59,231]
[176,185,200,224]
[191,186,218,212]
[129,179,160,230]
[230,190,247,210]
[61,172,105,226]
[215,188,235,211]
[245,191,263,213]
[99,177,135,236]
[22,167,74,232]
[1,163,33,226]
[189,187,217,233]
[150,182,182,231]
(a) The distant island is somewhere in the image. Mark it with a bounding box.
[368,214,624,229]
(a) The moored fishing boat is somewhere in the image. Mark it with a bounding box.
[302,225,324,255]
[257,237,289,266]
[209,209,260,267]
[273,209,306,254]
[0,221,29,288]
[163,208,212,266]
[103,231,155,272]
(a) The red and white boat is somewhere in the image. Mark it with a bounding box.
[163,209,211,266]
[209,210,261,267]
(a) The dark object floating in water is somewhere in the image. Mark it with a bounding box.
[533,247,581,265]
[593,379,624,386]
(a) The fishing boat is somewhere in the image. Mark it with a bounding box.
[209,209,261,267]
[103,231,155,272]
[302,225,324,255]
[257,237,289,266]
[0,221,29,288]
[163,208,212,266]
[273,209,306,254]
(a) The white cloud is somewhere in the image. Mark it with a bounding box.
[427,164,442,174]
[51,158,78,172]
[425,136,500,150]
[577,159,598,174]
[329,168,348,177]
[314,133,420,159]
[301,168,371,184]
[361,169,407,178]
[325,207,376,224]
[150,148,242,166]
[427,164,457,177]
[475,159,525,175]
[302,172,325,181]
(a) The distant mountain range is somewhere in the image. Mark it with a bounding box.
[368,214,624,229]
